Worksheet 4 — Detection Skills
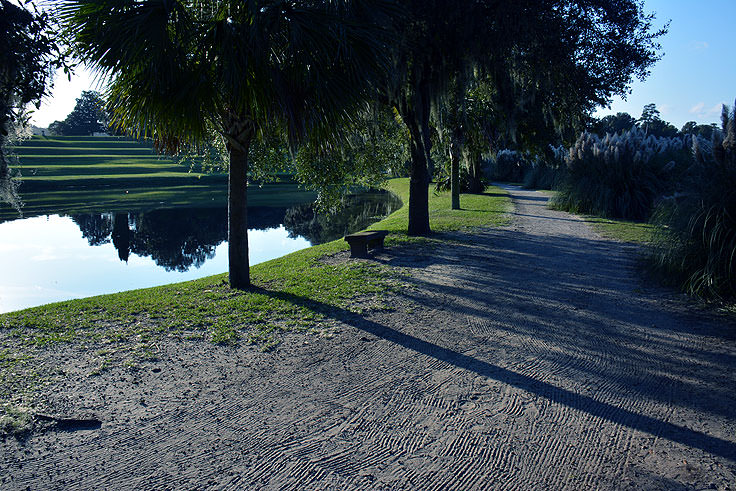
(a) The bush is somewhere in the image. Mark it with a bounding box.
[522,146,566,190]
[488,150,532,183]
[434,164,483,193]
[649,103,736,299]
[552,128,689,220]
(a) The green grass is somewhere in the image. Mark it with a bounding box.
[0,137,316,221]
[0,179,510,417]
[1,136,228,221]
[375,179,511,238]
[1,178,510,349]
[583,217,655,244]
[20,172,215,181]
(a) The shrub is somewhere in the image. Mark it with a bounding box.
[552,128,689,220]
[522,146,566,190]
[649,103,736,299]
[488,150,532,183]
[433,164,478,193]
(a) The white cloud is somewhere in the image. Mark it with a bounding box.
[690,102,705,114]
[689,41,710,52]
[706,104,723,117]
[688,102,725,122]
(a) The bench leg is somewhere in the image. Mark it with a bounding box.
[368,238,385,251]
[349,242,369,258]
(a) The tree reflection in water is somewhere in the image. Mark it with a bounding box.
[284,191,401,245]
[69,190,400,272]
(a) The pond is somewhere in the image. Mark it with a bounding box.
[0,190,401,313]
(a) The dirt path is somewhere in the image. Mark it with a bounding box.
[3,186,736,490]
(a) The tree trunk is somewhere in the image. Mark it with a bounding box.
[449,130,462,210]
[228,143,251,289]
[408,134,430,235]
[467,155,484,193]
[399,80,433,236]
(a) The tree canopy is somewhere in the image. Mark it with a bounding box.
[376,0,665,235]
[1,0,65,210]
[591,113,638,136]
[49,91,108,136]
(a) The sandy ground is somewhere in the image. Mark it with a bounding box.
[2,186,735,490]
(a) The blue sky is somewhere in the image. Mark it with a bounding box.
[595,0,736,128]
[30,0,736,130]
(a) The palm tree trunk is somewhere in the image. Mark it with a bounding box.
[449,132,461,210]
[228,143,251,289]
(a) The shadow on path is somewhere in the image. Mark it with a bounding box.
[254,285,736,462]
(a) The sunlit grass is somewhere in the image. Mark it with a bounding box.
[376,178,511,238]
[583,216,655,244]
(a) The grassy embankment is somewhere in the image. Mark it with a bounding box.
[1,136,305,221]
[0,178,511,432]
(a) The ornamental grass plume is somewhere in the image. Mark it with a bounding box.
[553,127,689,220]
[649,101,736,299]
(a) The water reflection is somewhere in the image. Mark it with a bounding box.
[0,190,401,313]
[71,209,229,272]
[66,190,401,273]
[284,191,402,245]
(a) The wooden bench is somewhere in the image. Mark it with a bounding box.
[344,230,389,258]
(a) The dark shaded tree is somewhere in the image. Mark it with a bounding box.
[681,121,719,140]
[591,113,638,136]
[293,106,408,209]
[1,0,65,211]
[381,0,665,235]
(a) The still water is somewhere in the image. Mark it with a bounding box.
[0,192,400,313]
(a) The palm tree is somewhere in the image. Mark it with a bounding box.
[60,0,397,288]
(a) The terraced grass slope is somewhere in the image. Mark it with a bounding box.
[10,136,223,190]
[2,136,308,221]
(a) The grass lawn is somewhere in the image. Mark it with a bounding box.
[1,137,310,221]
[1,136,227,221]
[0,178,510,432]
[582,216,655,244]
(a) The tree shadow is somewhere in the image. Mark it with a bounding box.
[507,194,550,203]
[508,212,582,222]
[253,284,736,462]
[477,192,509,199]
